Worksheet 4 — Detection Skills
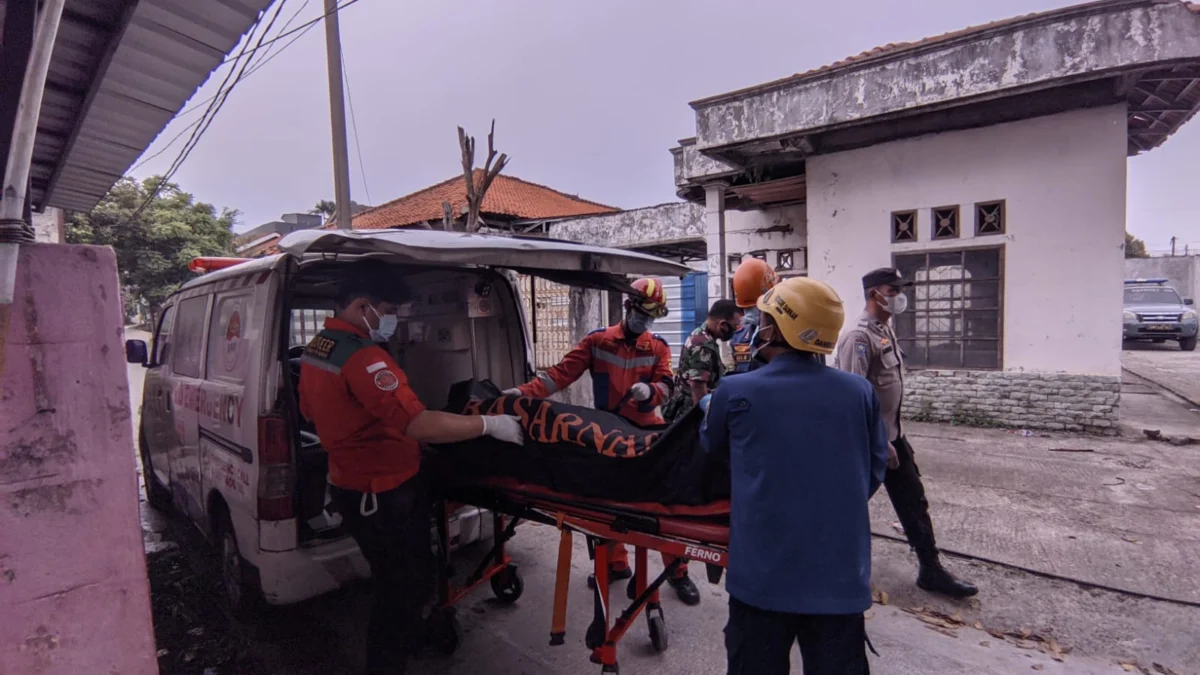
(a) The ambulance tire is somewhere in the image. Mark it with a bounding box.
[139,427,172,513]
[214,508,261,619]
[490,564,524,604]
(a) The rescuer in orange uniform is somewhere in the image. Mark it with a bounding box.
[503,278,702,606]
[299,262,524,675]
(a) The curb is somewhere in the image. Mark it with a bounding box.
[1121,365,1200,409]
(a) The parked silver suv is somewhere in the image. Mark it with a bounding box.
[1122,278,1197,351]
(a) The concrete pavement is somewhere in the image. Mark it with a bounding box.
[871,422,1200,605]
[1122,343,1200,407]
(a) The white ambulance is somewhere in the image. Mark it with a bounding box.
[126,228,688,611]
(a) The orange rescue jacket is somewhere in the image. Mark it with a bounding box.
[298,317,426,493]
[518,323,674,427]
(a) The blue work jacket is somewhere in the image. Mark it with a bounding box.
[701,351,889,615]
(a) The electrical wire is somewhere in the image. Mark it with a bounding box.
[130,0,317,173]
[342,52,373,206]
[218,0,364,63]
[129,0,366,219]
[129,0,291,219]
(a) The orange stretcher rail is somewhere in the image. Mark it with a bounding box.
[435,477,732,674]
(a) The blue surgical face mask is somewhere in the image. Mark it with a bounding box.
[366,305,399,343]
[625,311,654,336]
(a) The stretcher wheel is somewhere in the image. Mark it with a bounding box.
[490,564,524,603]
[648,615,668,653]
[427,607,463,655]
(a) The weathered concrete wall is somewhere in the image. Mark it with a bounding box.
[809,105,1128,377]
[546,286,606,408]
[1125,256,1200,306]
[691,2,1200,152]
[0,244,158,674]
[670,140,739,186]
[903,371,1121,434]
[31,208,63,244]
[549,202,705,248]
[704,204,808,301]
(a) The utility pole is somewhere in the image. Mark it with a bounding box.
[1,0,66,305]
[323,0,353,231]
[1170,236,1177,257]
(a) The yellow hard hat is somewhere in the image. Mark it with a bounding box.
[755,277,845,355]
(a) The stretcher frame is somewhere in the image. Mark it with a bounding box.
[432,482,730,673]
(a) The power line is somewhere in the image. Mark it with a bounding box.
[130,0,289,220]
[218,0,363,63]
[342,51,373,206]
[131,0,317,173]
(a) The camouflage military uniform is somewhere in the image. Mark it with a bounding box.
[662,325,725,423]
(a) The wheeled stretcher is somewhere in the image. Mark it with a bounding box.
[426,477,730,673]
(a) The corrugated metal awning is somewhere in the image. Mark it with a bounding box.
[4,0,273,213]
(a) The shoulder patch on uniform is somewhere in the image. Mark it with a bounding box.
[365,360,388,374]
[374,369,399,391]
[855,342,868,355]
[651,333,669,346]
[307,335,336,360]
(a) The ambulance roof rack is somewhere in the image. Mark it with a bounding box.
[189,257,250,274]
[1124,278,1169,285]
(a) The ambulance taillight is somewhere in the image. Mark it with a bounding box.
[257,414,294,521]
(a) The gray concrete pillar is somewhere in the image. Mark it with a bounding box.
[704,183,728,300]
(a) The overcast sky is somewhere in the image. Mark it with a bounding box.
[131,0,1199,254]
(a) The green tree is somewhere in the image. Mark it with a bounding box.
[66,176,238,318]
[1125,232,1149,259]
[310,199,336,218]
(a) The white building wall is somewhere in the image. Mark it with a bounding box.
[705,204,808,301]
[807,105,1128,377]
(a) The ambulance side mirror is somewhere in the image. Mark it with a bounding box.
[125,339,149,366]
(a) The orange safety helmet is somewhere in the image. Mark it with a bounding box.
[625,277,669,318]
[732,258,778,308]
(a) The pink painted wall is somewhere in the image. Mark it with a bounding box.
[0,244,157,674]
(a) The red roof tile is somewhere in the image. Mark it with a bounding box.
[352,171,617,231]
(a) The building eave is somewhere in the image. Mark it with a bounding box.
[15,0,274,213]
[686,0,1200,164]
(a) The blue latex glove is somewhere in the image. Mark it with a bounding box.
[698,393,712,414]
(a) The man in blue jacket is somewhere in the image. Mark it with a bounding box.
[702,277,889,675]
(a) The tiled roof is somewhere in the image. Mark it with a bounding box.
[351,170,617,230]
[692,0,1199,106]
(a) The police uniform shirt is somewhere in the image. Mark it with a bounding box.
[835,312,904,442]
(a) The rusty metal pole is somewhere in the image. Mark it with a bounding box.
[1,0,66,304]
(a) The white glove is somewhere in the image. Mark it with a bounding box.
[501,388,521,396]
[630,382,652,402]
[482,415,524,445]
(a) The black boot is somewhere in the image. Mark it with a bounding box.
[667,574,701,606]
[917,557,978,598]
[609,565,633,582]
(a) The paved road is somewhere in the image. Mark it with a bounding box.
[1122,343,1200,406]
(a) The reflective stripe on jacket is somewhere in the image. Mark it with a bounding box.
[518,323,674,427]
